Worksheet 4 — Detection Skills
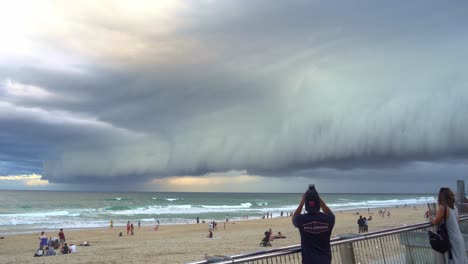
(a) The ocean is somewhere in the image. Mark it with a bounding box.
[0,191,436,234]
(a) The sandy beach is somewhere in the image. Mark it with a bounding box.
[0,205,428,264]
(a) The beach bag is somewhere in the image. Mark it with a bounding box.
[427,207,452,259]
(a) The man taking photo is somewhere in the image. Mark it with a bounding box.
[292,185,335,264]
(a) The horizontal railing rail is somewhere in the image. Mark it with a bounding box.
[188,215,468,264]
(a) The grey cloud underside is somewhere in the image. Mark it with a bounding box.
[2,1,468,185]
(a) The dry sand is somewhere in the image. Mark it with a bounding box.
[0,205,427,264]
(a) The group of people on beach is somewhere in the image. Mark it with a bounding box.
[265,228,286,240]
[35,229,78,257]
[378,208,391,218]
[113,219,160,236]
[261,211,293,219]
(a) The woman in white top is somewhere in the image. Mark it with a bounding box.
[431,187,467,264]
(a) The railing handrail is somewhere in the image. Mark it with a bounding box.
[187,215,468,264]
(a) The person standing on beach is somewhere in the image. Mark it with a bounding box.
[357,216,364,233]
[58,229,66,248]
[38,231,48,250]
[430,187,468,264]
[131,223,134,235]
[138,220,141,229]
[127,221,131,236]
[363,217,368,233]
[110,220,113,229]
[293,186,335,264]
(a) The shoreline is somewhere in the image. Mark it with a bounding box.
[0,204,429,236]
[0,205,429,264]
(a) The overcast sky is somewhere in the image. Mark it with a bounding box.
[1,0,467,193]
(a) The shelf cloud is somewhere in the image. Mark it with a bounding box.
[1,1,468,190]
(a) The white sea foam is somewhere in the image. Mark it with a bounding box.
[115,197,122,201]
[140,218,157,222]
[201,203,252,209]
[328,196,436,210]
[0,210,71,218]
[0,194,437,232]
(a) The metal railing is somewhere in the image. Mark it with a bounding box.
[188,215,468,264]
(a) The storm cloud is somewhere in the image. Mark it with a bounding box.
[1,0,468,189]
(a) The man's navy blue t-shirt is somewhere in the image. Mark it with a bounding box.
[293,212,335,264]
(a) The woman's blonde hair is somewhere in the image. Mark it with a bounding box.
[438,187,455,209]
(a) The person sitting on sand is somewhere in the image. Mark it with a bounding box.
[69,243,77,253]
[275,232,286,239]
[62,243,69,254]
[45,246,56,256]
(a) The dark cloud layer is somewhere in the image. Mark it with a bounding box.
[1,1,468,190]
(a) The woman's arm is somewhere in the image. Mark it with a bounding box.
[431,205,448,225]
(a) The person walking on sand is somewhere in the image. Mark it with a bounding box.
[58,228,66,248]
[430,187,468,264]
[138,220,141,229]
[293,186,335,264]
[110,220,113,229]
[126,221,131,236]
[131,223,134,235]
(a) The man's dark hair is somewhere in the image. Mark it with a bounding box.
[304,189,320,213]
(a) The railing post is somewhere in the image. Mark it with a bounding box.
[457,180,465,203]
[339,242,356,264]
